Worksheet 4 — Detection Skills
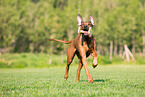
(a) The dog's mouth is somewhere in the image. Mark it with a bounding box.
[82,28,89,31]
[83,29,89,31]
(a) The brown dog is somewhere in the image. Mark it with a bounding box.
[49,14,98,83]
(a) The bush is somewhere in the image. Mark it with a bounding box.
[0,53,144,68]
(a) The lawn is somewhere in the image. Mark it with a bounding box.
[0,65,145,97]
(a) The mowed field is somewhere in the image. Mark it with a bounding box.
[0,65,145,97]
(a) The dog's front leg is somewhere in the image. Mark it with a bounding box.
[92,49,98,68]
[80,49,93,83]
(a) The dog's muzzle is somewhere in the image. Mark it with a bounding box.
[83,25,89,31]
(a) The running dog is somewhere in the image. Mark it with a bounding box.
[49,14,98,83]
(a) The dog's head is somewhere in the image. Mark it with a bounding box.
[77,14,94,36]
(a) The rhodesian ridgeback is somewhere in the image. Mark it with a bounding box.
[49,14,98,83]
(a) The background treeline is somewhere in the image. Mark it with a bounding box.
[0,0,145,56]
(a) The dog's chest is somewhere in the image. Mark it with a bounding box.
[82,41,89,51]
[83,35,94,49]
[75,34,94,51]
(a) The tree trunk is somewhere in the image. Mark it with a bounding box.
[67,29,73,40]
[124,44,136,61]
[97,45,100,55]
[110,41,113,60]
[114,40,117,55]
[107,0,111,9]
[61,51,64,63]
[15,0,18,8]
[132,18,136,53]
[49,35,54,64]
[119,44,123,57]
[40,46,45,53]
[50,35,54,54]
[132,32,135,53]
[143,34,145,54]
[29,43,34,53]
[78,0,81,13]
[124,45,130,61]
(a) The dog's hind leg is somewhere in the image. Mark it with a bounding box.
[76,58,83,82]
[64,45,76,81]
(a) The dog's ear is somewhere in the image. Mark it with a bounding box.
[89,15,94,25]
[77,14,83,25]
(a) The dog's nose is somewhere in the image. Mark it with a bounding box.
[84,25,88,28]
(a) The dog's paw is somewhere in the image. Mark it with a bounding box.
[76,79,80,82]
[92,59,98,68]
[88,79,94,83]
[64,75,68,81]
[92,63,98,68]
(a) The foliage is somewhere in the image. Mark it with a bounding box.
[0,65,145,96]
[0,0,145,54]
[0,53,145,68]
[0,53,66,68]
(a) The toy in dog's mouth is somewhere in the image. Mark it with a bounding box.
[84,33,88,36]
[81,29,88,35]
[78,27,92,37]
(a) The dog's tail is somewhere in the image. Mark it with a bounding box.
[49,39,72,44]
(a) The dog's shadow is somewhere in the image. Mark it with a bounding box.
[80,79,110,83]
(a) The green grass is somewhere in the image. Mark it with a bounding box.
[0,65,145,97]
